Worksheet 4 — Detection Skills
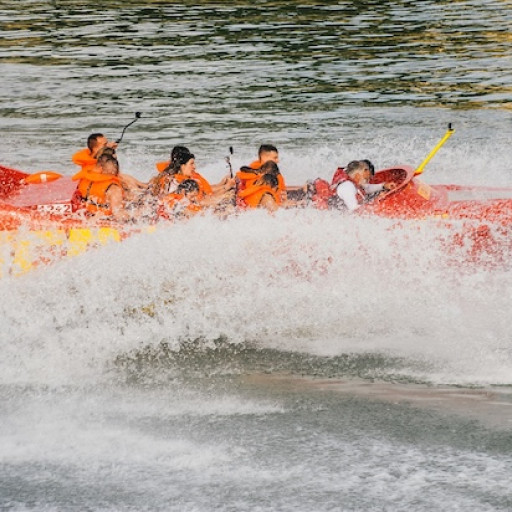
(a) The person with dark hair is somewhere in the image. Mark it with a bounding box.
[158,178,203,219]
[150,147,234,210]
[244,144,286,187]
[72,133,118,172]
[155,145,192,173]
[361,159,375,177]
[73,153,130,220]
[72,133,147,203]
[148,148,189,198]
[237,172,281,212]
[243,144,309,205]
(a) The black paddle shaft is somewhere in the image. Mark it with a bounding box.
[225,146,234,178]
[116,112,142,144]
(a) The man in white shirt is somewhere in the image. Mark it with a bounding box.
[335,160,395,211]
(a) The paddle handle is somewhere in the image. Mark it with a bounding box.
[415,123,455,175]
[116,112,142,145]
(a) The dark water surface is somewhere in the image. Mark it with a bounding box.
[1,0,512,160]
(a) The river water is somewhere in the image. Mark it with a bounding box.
[1,1,512,511]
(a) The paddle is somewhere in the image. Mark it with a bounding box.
[415,123,455,175]
[116,112,142,145]
[225,146,234,178]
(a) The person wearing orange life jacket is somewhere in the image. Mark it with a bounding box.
[72,133,147,198]
[238,173,281,213]
[160,179,203,220]
[236,161,279,208]
[333,160,395,211]
[73,154,129,221]
[243,144,308,205]
[72,133,117,172]
[244,144,286,191]
[155,145,235,197]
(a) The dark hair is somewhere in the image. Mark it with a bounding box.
[259,161,280,176]
[170,145,191,163]
[258,144,278,158]
[87,133,104,151]
[258,173,279,190]
[95,147,116,159]
[361,159,375,176]
[173,152,195,174]
[98,155,119,175]
[177,179,200,195]
[163,147,194,175]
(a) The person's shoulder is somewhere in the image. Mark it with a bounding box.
[72,148,94,164]
[156,161,169,172]
[337,180,356,192]
[248,160,262,170]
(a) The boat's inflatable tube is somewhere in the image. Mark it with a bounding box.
[23,172,62,185]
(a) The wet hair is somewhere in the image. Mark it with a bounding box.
[177,179,200,195]
[258,173,279,190]
[87,133,104,151]
[98,155,119,176]
[170,145,192,163]
[258,144,278,159]
[173,151,195,174]
[259,161,280,176]
[163,147,194,175]
[346,160,366,176]
[95,147,116,159]
[361,159,375,176]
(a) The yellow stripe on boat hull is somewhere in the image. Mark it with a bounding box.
[0,227,122,277]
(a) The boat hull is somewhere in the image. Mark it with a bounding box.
[1,163,512,275]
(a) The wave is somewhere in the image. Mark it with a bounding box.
[1,208,511,388]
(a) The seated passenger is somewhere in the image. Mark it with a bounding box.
[155,145,191,173]
[244,144,308,205]
[156,145,235,196]
[245,144,286,192]
[72,133,117,172]
[148,146,192,198]
[161,179,202,219]
[238,173,281,213]
[333,160,395,211]
[73,154,129,221]
[72,135,147,197]
[236,161,279,206]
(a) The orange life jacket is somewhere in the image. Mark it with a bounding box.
[159,192,202,219]
[247,160,286,190]
[174,172,213,197]
[73,168,122,215]
[72,148,97,172]
[238,182,281,209]
[235,169,259,207]
[156,160,170,173]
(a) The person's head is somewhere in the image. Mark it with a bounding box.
[361,159,375,177]
[87,133,108,155]
[259,160,280,176]
[346,160,370,185]
[95,147,116,160]
[258,144,279,165]
[257,172,279,190]
[98,155,119,176]
[177,179,200,201]
[170,145,192,164]
[174,152,195,177]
